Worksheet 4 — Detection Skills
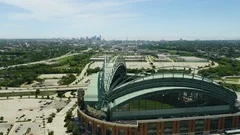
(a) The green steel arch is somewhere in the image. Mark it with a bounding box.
[99,55,126,93]
[105,56,126,92]
[97,55,127,108]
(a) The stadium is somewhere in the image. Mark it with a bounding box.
[77,56,240,135]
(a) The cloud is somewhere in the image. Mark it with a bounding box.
[0,0,152,21]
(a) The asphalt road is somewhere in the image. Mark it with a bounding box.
[0,85,87,94]
[0,48,92,70]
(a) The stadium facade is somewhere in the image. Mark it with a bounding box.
[77,56,240,135]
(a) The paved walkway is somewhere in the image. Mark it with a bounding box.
[195,61,219,74]
[71,62,91,85]
[167,57,174,63]
[46,99,77,135]
[7,124,17,135]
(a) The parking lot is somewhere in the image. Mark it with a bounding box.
[89,61,211,69]
[10,122,44,135]
[0,98,69,135]
[0,123,11,134]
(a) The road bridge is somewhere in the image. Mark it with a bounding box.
[0,85,87,97]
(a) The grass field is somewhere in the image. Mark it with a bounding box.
[168,56,179,62]
[53,64,70,69]
[224,77,240,83]
[226,77,240,79]
[56,55,75,63]
[225,78,239,82]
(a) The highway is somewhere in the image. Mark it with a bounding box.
[0,48,92,70]
[0,85,87,98]
[0,52,80,70]
[0,48,93,96]
[0,67,89,96]
[0,85,87,94]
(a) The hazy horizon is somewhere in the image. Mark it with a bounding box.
[0,0,240,40]
[1,36,240,41]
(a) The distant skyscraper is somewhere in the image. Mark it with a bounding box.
[94,35,97,40]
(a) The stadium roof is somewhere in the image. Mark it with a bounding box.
[104,73,237,110]
[110,86,204,109]
[85,73,99,102]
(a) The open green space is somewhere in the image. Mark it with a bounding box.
[58,74,76,85]
[214,81,240,91]
[168,56,178,62]
[56,55,75,63]
[226,77,240,79]
[224,77,240,83]
[225,78,239,82]
[56,53,93,68]
[199,58,240,78]
[0,52,93,87]
[0,42,87,67]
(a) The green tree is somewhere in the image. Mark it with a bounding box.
[0,116,4,122]
[48,131,54,135]
[47,117,53,123]
[72,124,80,135]
[35,89,40,98]
[36,78,45,84]
[66,122,74,133]
[64,111,72,122]
[51,113,56,117]
[58,74,76,85]
[211,61,215,66]
[232,84,238,91]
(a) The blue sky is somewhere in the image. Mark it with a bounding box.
[0,0,240,40]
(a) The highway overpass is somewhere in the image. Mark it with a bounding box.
[0,85,87,97]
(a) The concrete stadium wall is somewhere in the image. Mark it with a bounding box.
[78,107,240,135]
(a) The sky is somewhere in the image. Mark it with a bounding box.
[0,0,240,40]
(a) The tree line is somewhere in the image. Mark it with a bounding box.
[0,53,92,87]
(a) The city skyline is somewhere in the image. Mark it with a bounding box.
[0,0,240,40]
